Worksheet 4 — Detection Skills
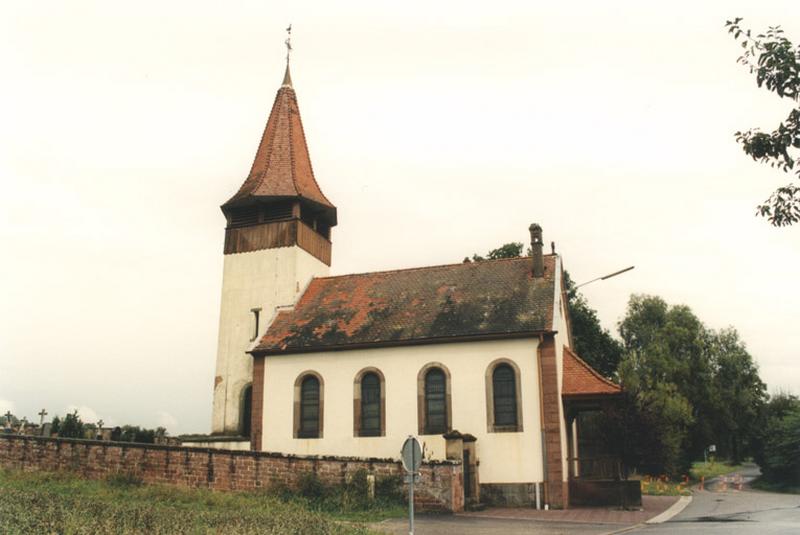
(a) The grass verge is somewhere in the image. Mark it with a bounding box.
[0,468,393,534]
[690,461,745,482]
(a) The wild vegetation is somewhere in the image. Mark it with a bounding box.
[0,468,400,534]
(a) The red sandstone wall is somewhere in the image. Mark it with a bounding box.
[0,435,462,512]
[539,335,567,508]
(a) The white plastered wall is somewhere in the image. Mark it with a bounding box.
[258,337,544,484]
[211,246,328,434]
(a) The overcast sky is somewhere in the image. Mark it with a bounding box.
[1,1,798,434]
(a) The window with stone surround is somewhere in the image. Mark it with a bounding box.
[294,372,324,439]
[485,359,523,433]
[417,363,452,435]
[353,368,385,437]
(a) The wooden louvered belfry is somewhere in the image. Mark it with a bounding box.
[221,64,337,265]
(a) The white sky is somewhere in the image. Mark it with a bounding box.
[1,1,798,434]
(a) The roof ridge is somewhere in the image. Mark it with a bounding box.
[290,86,334,207]
[245,86,287,195]
[317,254,558,281]
[563,345,621,390]
[286,88,299,197]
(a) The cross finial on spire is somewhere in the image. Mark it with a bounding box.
[285,24,292,64]
[282,24,293,88]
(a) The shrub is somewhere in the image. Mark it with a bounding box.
[297,471,326,500]
[375,474,403,502]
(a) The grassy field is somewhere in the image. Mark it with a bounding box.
[690,461,745,481]
[0,468,398,534]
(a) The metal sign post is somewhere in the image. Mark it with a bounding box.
[401,436,422,535]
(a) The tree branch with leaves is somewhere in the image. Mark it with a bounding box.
[726,18,800,226]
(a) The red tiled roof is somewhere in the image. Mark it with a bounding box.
[254,256,557,355]
[562,346,622,397]
[224,65,335,211]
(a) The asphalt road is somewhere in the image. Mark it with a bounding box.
[628,464,800,535]
[377,464,800,534]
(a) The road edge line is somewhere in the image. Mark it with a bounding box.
[645,495,692,524]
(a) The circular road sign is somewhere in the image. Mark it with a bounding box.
[401,436,422,473]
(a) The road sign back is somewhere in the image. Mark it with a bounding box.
[401,436,422,473]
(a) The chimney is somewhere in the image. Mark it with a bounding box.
[529,223,544,278]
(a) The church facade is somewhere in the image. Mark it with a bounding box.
[208,62,621,508]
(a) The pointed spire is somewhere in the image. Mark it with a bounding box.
[283,24,293,88]
[222,36,336,226]
[282,63,292,88]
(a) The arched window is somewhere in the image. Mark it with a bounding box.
[353,368,386,437]
[425,368,447,434]
[297,374,322,438]
[361,373,381,436]
[485,359,523,432]
[493,365,517,426]
[240,384,253,437]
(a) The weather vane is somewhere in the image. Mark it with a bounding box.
[285,24,292,64]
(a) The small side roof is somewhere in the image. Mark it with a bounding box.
[561,346,622,397]
[253,256,557,355]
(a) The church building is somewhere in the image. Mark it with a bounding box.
[207,60,622,509]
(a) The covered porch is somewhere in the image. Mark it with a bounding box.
[561,347,640,508]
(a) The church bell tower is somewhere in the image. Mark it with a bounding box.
[211,59,337,436]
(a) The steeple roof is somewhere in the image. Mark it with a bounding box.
[223,65,336,221]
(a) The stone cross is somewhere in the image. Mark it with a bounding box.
[38,409,47,426]
[97,419,104,429]
[3,411,11,426]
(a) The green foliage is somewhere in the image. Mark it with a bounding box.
[374,474,403,502]
[754,393,800,485]
[690,461,745,481]
[726,18,800,226]
[0,468,369,535]
[106,471,144,488]
[119,425,156,444]
[470,241,525,262]
[50,416,61,435]
[58,411,85,439]
[297,471,326,500]
[610,295,767,475]
[563,271,624,378]
[289,470,405,518]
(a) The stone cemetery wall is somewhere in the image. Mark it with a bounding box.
[0,434,463,512]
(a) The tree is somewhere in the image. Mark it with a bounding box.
[754,393,800,485]
[727,18,800,226]
[563,271,624,378]
[50,416,61,435]
[705,328,767,463]
[616,295,768,473]
[469,242,525,262]
[58,410,85,439]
